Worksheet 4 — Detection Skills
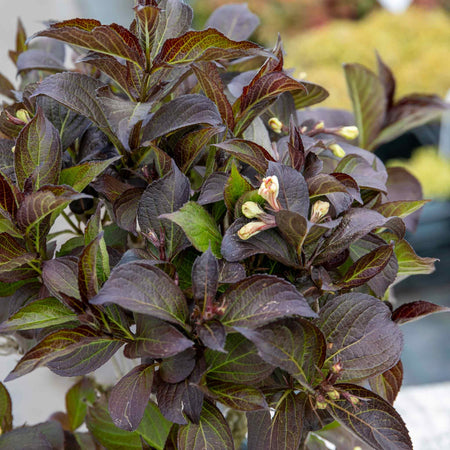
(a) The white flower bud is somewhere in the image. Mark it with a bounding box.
[268,117,283,134]
[242,201,265,219]
[258,176,280,211]
[336,126,359,140]
[310,200,330,223]
[237,221,269,240]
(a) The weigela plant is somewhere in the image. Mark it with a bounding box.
[0,1,448,449]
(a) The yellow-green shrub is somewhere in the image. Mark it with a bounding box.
[284,7,450,109]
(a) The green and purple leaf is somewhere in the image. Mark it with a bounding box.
[392,301,450,325]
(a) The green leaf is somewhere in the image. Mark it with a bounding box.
[33,19,144,67]
[344,63,386,149]
[317,293,403,381]
[136,401,172,450]
[65,378,96,431]
[224,163,253,213]
[338,243,394,289]
[369,360,403,405]
[213,139,275,174]
[134,4,160,63]
[220,275,317,329]
[14,108,61,190]
[205,334,274,385]
[153,28,268,69]
[177,400,234,450]
[161,201,223,257]
[394,238,437,276]
[5,325,123,381]
[90,261,189,328]
[327,384,412,450]
[375,200,428,219]
[86,399,143,450]
[207,381,267,411]
[0,297,77,332]
[239,318,325,389]
[0,382,13,434]
[59,157,121,193]
[109,364,154,431]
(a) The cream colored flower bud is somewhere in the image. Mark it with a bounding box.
[314,120,325,130]
[329,143,346,158]
[336,126,359,140]
[268,117,283,134]
[237,221,268,240]
[310,200,330,223]
[11,146,15,154]
[327,389,340,400]
[15,109,31,124]
[258,176,280,211]
[242,201,265,219]
[348,395,360,406]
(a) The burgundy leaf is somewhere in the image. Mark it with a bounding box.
[392,301,450,325]
[369,360,403,405]
[196,320,226,352]
[109,364,154,431]
[207,381,267,412]
[159,348,196,384]
[191,248,219,305]
[220,275,317,329]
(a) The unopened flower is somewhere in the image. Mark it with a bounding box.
[348,395,360,406]
[315,395,328,410]
[15,109,31,124]
[237,221,270,240]
[258,176,280,211]
[336,126,359,140]
[329,143,346,158]
[331,361,343,374]
[314,121,325,130]
[310,200,330,223]
[268,117,283,134]
[327,389,340,400]
[242,201,265,219]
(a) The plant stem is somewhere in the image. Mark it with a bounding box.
[61,210,82,235]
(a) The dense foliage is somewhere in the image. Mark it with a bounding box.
[0,1,448,449]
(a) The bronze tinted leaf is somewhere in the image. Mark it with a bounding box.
[392,301,450,325]
[369,360,403,405]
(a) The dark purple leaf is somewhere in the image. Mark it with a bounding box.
[214,139,275,174]
[0,171,19,216]
[275,210,308,255]
[42,256,81,301]
[138,162,190,259]
[0,233,36,277]
[220,275,317,329]
[14,108,61,190]
[327,384,412,450]
[238,318,325,388]
[124,315,193,359]
[177,400,234,450]
[335,154,387,193]
[90,261,188,328]
[317,293,403,381]
[17,49,65,73]
[221,218,299,267]
[376,52,396,108]
[369,360,403,405]
[5,325,123,381]
[207,381,267,411]
[196,320,226,352]
[338,244,394,289]
[78,233,104,303]
[267,162,310,217]
[0,421,64,450]
[205,4,260,41]
[385,167,423,232]
[113,187,144,233]
[197,172,228,205]
[192,248,219,305]
[205,334,274,385]
[344,63,386,149]
[247,410,271,450]
[218,261,246,284]
[392,301,450,325]
[109,364,154,431]
[159,348,196,383]
[156,381,188,425]
[314,208,402,265]
[307,173,349,198]
[0,72,15,99]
